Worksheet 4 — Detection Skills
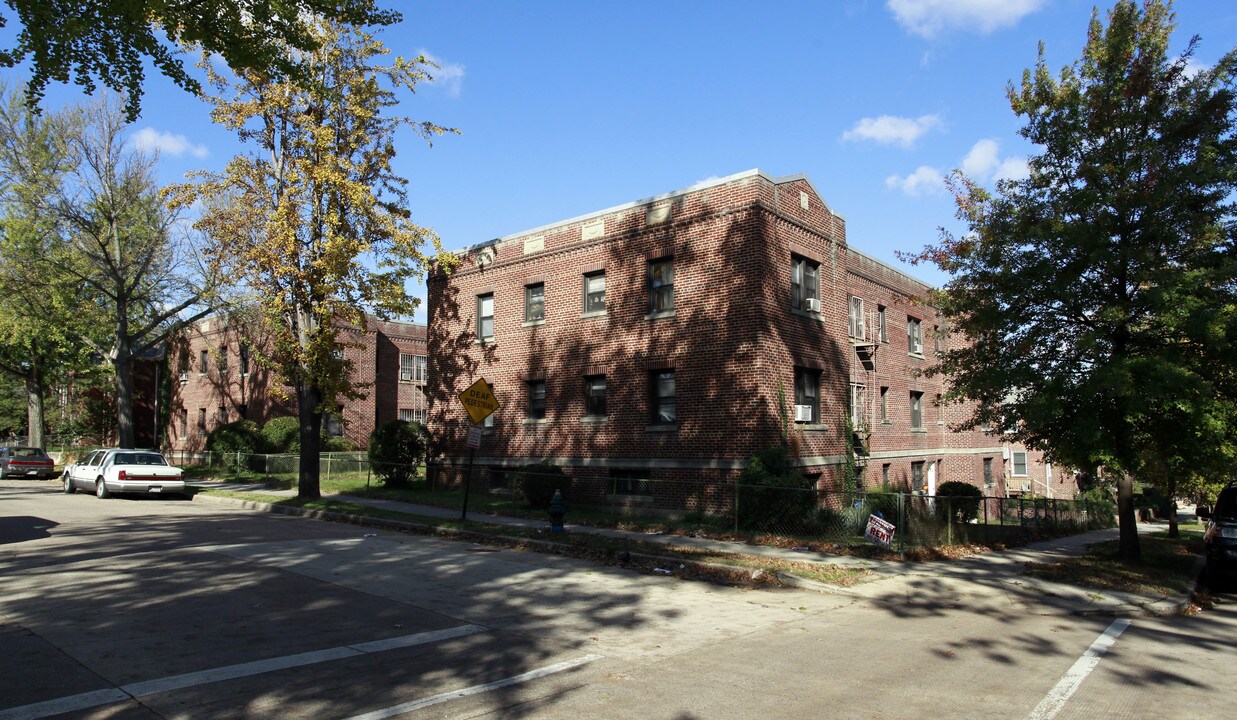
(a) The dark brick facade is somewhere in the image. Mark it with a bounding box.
[427,170,1073,511]
[167,315,428,451]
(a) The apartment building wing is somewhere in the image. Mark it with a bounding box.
[426,169,1071,512]
[168,314,429,451]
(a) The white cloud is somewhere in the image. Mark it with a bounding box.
[1183,57,1210,79]
[420,49,465,98]
[961,138,1028,182]
[130,128,208,159]
[842,114,942,148]
[886,166,945,197]
[887,0,1046,38]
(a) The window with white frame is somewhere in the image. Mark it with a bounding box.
[877,305,888,342]
[794,367,819,423]
[910,391,924,429]
[399,408,428,424]
[849,383,866,427]
[648,258,674,313]
[908,317,923,355]
[525,283,545,323]
[848,296,866,339]
[650,370,676,424]
[477,293,494,340]
[400,353,427,383]
[583,271,605,314]
[1012,451,1028,476]
[584,375,606,417]
[880,386,889,422]
[791,256,819,311]
[325,405,344,437]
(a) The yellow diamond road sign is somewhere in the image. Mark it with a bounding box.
[459,377,499,425]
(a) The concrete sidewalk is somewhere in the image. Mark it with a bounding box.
[187,480,1200,617]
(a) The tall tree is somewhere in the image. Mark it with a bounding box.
[169,20,456,499]
[42,94,214,448]
[0,82,80,448]
[906,0,1237,560]
[0,0,400,121]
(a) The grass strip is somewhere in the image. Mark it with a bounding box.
[1022,526,1203,597]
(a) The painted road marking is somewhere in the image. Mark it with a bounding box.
[0,625,486,720]
[1028,618,1132,720]
[342,654,605,720]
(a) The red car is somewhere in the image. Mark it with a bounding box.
[0,446,57,479]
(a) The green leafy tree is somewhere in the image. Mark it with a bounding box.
[0,81,84,448]
[905,1,1237,561]
[0,0,400,121]
[170,21,456,499]
[368,419,428,487]
[39,94,215,448]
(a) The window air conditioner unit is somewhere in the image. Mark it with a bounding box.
[794,405,813,422]
[803,298,820,313]
[1021,482,1031,492]
[178,372,188,383]
[1002,447,1011,460]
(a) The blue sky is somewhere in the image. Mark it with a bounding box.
[5,1,1236,322]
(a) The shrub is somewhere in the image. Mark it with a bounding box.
[322,435,357,452]
[736,446,814,531]
[935,481,983,524]
[512,462,568,509]
[1079,486,1117,528]
[260,416,301,453]
[367,420,428,487]
[206,420,261,455]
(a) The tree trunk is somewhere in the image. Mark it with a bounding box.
[115,351,136,448]
[297,382,323,500]
[1116,472,1141,561]
[24,368,45,448]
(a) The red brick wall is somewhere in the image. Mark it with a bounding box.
[427,170,1077,509]
[167,314,426,451]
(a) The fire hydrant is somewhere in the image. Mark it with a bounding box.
[548,489,566,532]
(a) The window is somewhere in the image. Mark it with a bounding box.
[880,386,889,422]
[199,350,208,374]
[239,344,250,376]
[325,406,344,437]
[849,383,866,427]
[197,408,207,430]
[908,317,923,355]
[399,408,428,424]
[848,296,866,339]
[527,380,546,419]
[936,393,944,424]
[179,407,188,437]
[238,404,248,419]
[400,353,427,383]
[877,305,888,342]
[910,391,923,429]
[1012,451,1028,476]
[218,346,228,373]
[794,367,819,423]
[584,375,606,417]
[482,383,495,428]
[525,283,545,323]
[912,461,926,493]
[648,257,674,313]
[934,324,942,354]
[882,463,891,485]
[477,293,494,340]
[217,405,227,425]
[583,271,605,314]
[611,469,651,496]
[983,457,994,486]
[650,370,676,424]
[791,256,819,311]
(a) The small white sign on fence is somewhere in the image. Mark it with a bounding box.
[864,514,896,548]
[466,425,482,449]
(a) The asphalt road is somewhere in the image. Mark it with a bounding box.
[0,480,1231,719]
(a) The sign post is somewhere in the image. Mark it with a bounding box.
[457,378,500,521]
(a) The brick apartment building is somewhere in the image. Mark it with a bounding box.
[427,170,1077,513]
[166,314,429,451]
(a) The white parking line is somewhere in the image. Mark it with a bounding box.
[1028,619,1132,720]
[0,625,486,720]
[342,654,605,720]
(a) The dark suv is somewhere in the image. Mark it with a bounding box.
[1198,484,1237,591]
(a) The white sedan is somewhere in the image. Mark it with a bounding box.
[63,449,186,498]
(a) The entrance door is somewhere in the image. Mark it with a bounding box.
[927,461,937,496]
